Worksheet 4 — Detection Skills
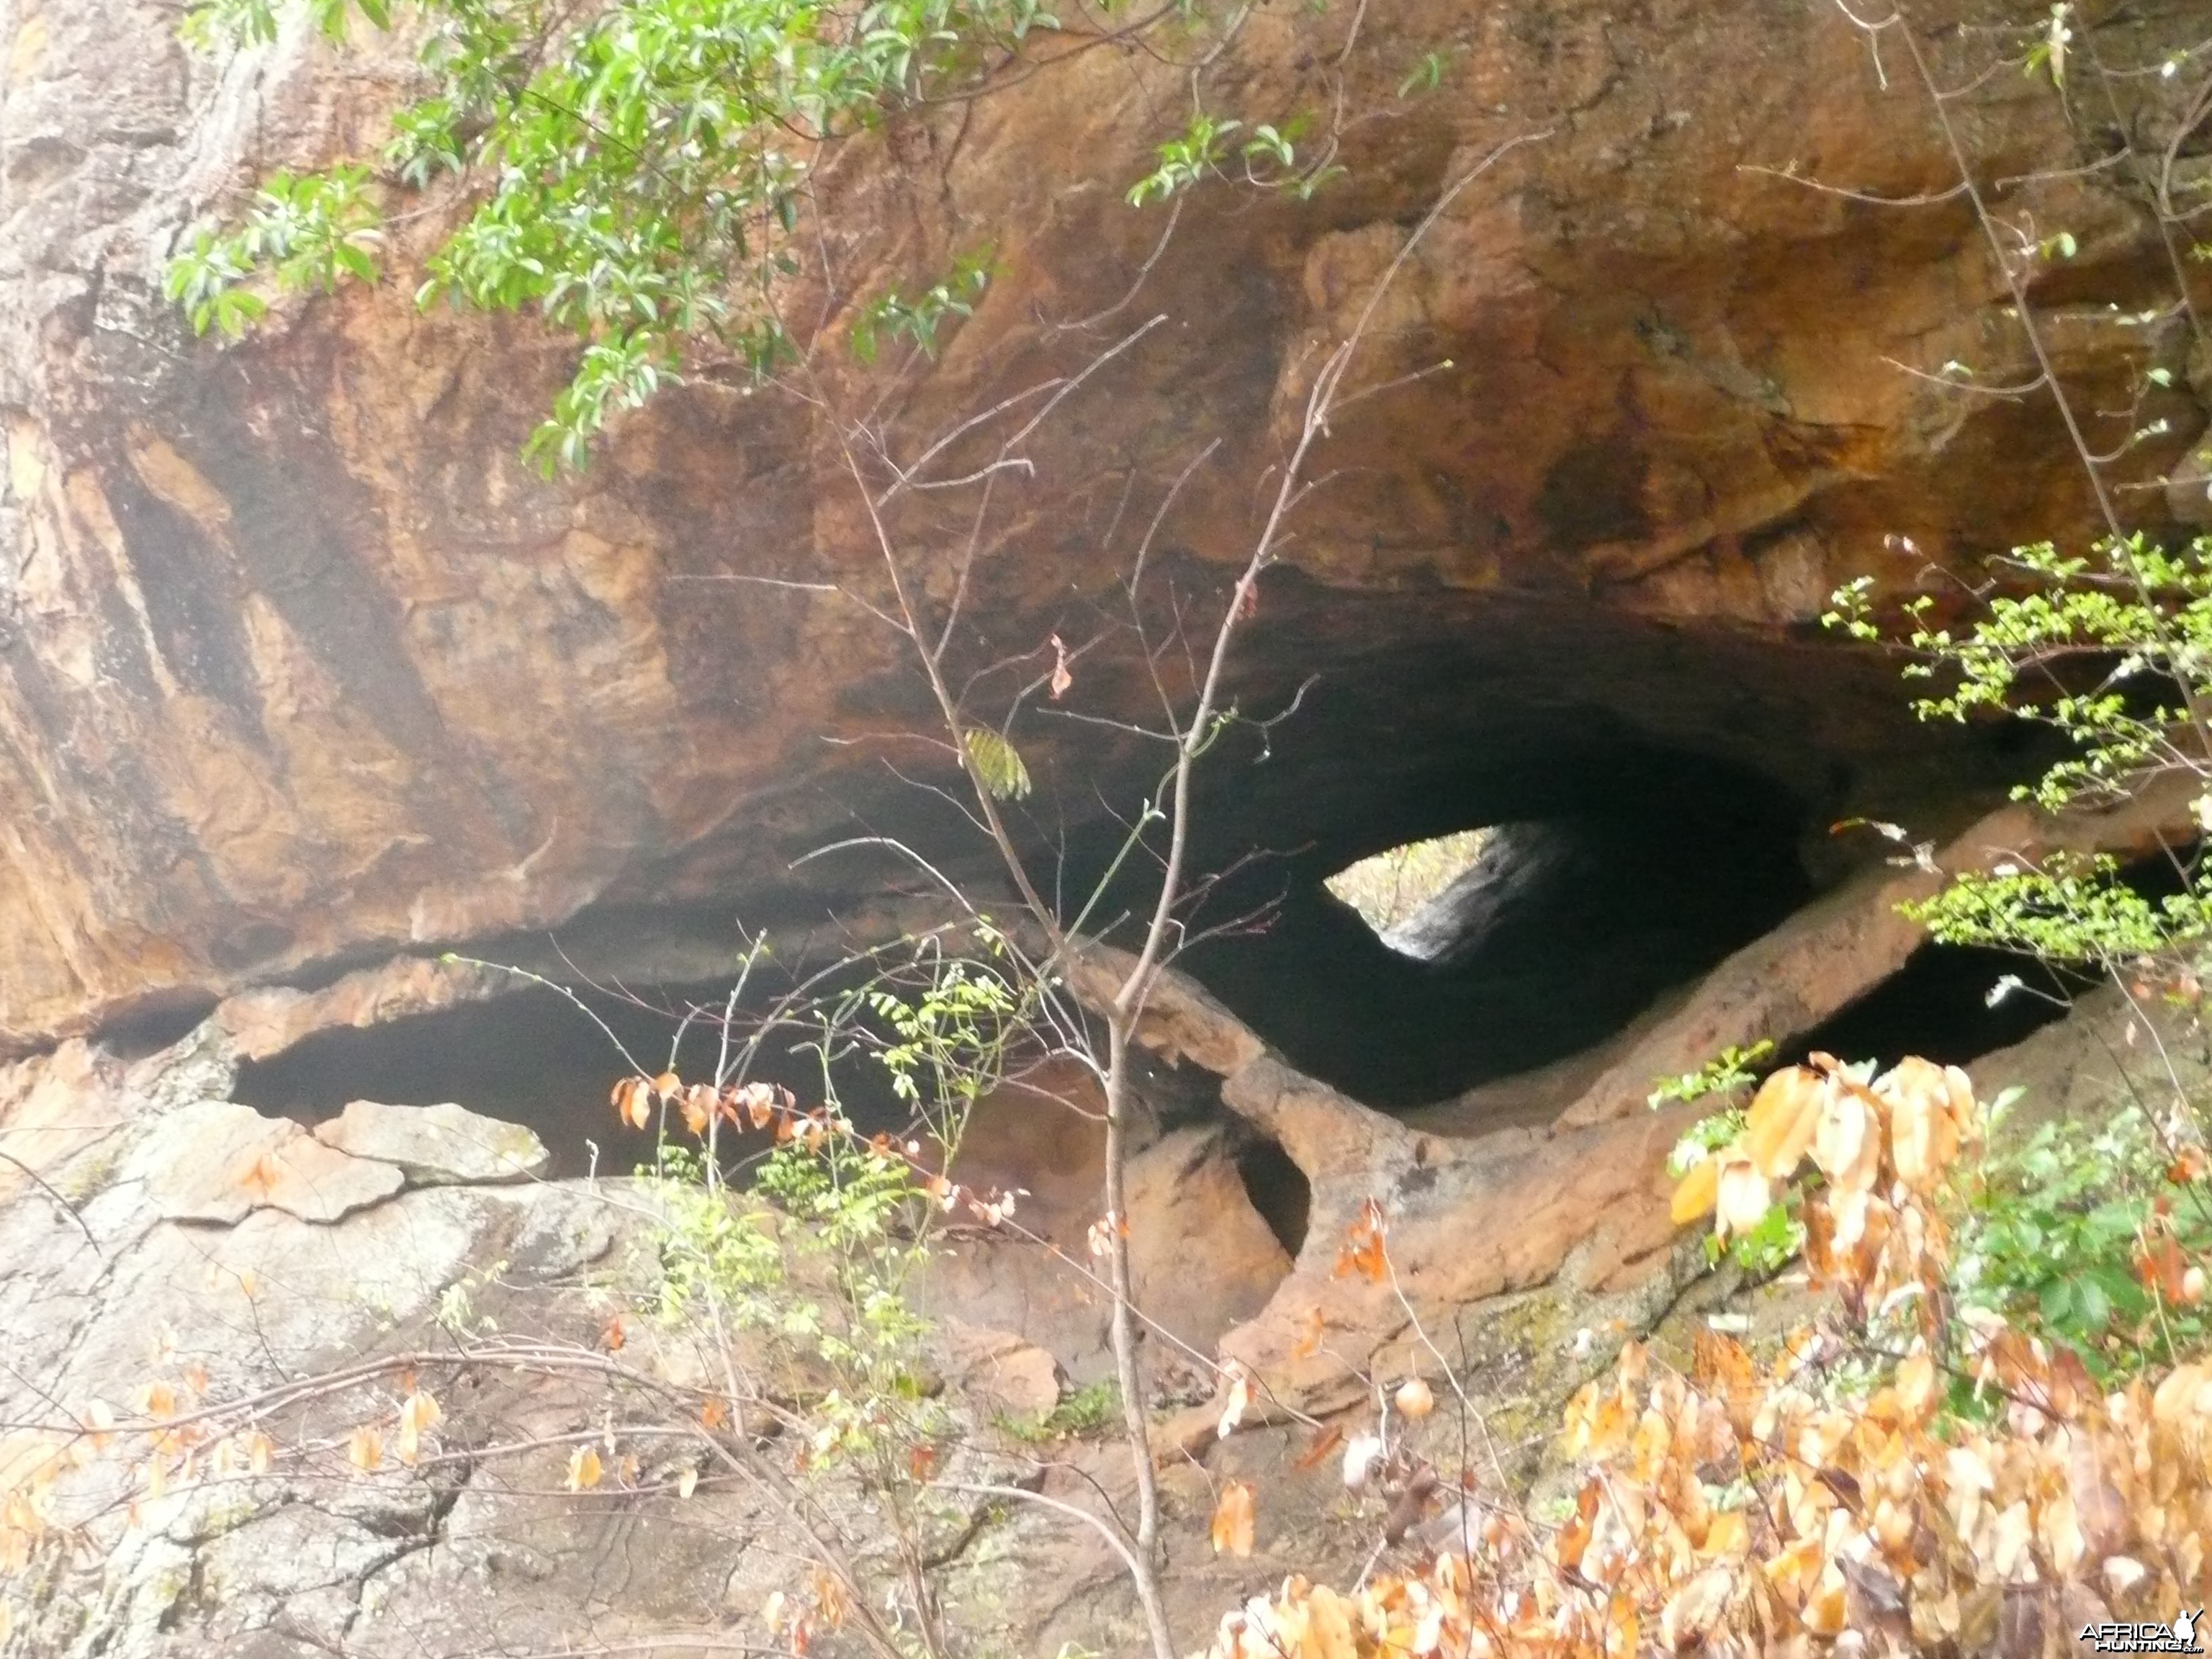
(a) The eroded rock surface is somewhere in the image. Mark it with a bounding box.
[3,0,2210,1647]
[138,1100,404,1224]
[3,0,2206,1055]
[0,940,1718,1658]
[313,1099,549,1185]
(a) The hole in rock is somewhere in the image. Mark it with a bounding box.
[1233,1136,1310,1259]
[233,971,1171,1188]
[233,980,872,1178]
[1783,945,2088,1076]
[100,991,223,1061]
[1790,844,2201,1076]
[1184,759,1815,1115]
[1323,830,1491,949]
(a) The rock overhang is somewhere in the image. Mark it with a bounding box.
[2,0,2206,1053]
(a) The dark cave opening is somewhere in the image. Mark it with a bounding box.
[1781,943,2090,1075]
[100,991,223,1061]
[232,979,867,1178]
[1179,755,1818,1112]
[1233,1135,1311,1259]
[1779,837,2200,1075]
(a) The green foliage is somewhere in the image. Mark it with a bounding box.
[163,167,382,337]
[1667,1099,1806,1277]
[1827,534,2212,971]
[1655,1040,1796,1273]
[866,954,1021,1118]
[2023,1,2072,88]
[995,1378,1118,1441]
[168,0,1058,467]
[1395,49,1449,98]
[434,1257,508,1337]
[1663,1089,1809,1280]
[1127,111,1241,205]
[1709,1193,1805,1279]
[1125,108,1341,204]
[1827,536,2212,815]
[1664,1107,1747,1179]
[182,0,376,48]
[1954,1098,2211,1385]
[1647,1039,1774,1110]
[1832,531,2212,1393]
[1902,852,2204,964]
[638,941,1035,1477]
[850,248,994,364]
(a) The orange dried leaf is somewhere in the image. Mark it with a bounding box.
[1811,1082,1881,1194]
[811,1567,850,1632]
[1745,1066,1825,1180]
[1293,1423,1344,1473]
[1333,1199,1390,1282]
[1048,632,1073,700]
[1210,1479,1256,1557]
[396,1389,441,1463]
[1217,1364,1251,1439]
[1671,1155,1720,1226]
[1714,1155,1773,1241]
[742,1084,776,1130]
[612,1077,652,1130]
[2140,1233,2193,1304]
[346,1426,383,1473]
[680,1084,715,1137]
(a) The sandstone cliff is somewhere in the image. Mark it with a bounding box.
[2,0,2203,1062]
[3,0,2211,1650]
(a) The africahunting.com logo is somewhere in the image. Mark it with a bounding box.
[2080,1612,2203,1655]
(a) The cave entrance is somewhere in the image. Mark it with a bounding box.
[231,977,870,1178]
[1182,758,1818,1115]
[1233,1135,1311,1259]
[1783,943,2087,1075]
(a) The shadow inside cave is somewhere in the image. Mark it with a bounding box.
[1174,773,2095,1116]
[231,979,853,1178]
[1177,757,1820,1110]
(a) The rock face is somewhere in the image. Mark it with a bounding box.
[2,0,2206,1058]
[4,1,2212,1650]
[0,806,2178,1657]
[138,1099,404,1224]
[312,1099,549,1185]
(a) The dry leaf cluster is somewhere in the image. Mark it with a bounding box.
[1204,1057,2212,1658]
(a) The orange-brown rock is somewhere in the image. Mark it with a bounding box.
[2,0,2206,1056]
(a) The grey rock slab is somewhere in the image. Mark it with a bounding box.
[132,1100,403,1226]
[313,1100,549,1186]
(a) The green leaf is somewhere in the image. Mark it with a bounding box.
[963,727,1033,800]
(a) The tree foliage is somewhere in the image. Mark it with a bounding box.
[168,0,1058,468]
[1827,536,2212,972]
